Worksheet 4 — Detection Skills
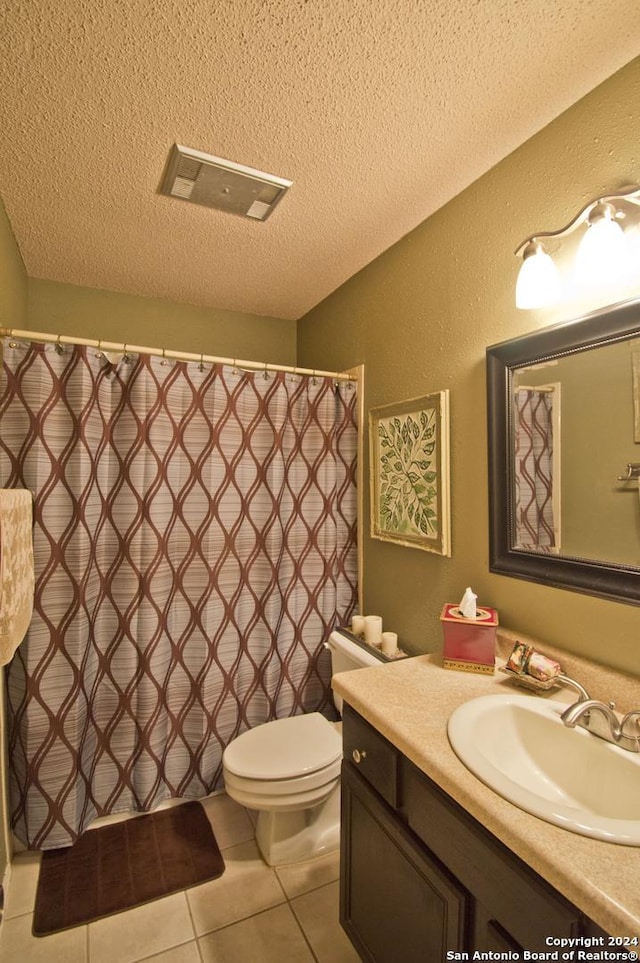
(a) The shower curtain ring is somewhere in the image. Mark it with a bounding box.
[263,362,270,380]
[123,344,131,364]
[232,359,238,375]
[95,339,103,360]
[161,348,169,367]
[198,353,205,373]
[55,334,64,355]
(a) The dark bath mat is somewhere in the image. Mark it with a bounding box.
[33,800,225,936]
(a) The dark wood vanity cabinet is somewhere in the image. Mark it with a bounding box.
[341,762,468,963]
[340,704,606,962]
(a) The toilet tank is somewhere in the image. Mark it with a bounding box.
[326,630,386,714]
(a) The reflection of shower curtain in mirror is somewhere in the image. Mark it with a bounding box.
[514,389,555,550]
[0,340,358,850]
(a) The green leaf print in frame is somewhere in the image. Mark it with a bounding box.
[369,390,451,555]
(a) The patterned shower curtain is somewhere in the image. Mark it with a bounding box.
[0,339,358,849]
[514,388,555,550]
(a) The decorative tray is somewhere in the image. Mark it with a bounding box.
[339,628,410,662]
[498,665,562,692]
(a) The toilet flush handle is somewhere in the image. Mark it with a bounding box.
[352,749,367,764]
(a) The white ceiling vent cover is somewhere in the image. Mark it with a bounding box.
[160,144,292,221]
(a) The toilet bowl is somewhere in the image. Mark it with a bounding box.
[222,629,386,866]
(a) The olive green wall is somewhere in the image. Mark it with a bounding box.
[0,197,27,328]
[27,278,297,366]
[555,345,638,565]
[298,57,640,674]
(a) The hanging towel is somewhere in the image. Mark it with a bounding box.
[0,489,35,666]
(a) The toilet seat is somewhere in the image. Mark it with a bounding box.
[223,761,342,812]
[222,712,342,781]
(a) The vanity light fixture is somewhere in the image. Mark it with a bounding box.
[514,184,640,309]
[515,240,562,309]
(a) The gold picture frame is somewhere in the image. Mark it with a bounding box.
[369,390,451,555]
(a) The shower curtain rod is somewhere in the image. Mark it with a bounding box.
[0,327,356,382]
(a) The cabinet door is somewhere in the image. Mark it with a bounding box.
[402,760,583,951]
[340,762,468,963]
[474,904,523,954]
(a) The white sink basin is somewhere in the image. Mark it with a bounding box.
[447,693,640,845]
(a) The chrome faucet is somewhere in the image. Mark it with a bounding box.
[557,674,590,702]
[560,698,640,753]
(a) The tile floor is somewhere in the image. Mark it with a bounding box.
[0,793,361,963]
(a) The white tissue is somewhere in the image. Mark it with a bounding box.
[458,586,477,619]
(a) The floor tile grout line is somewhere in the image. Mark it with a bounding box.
[194,901,285,942]
[1,907,33,922]
[272,865,290,904]
[288,895,322,963]
[182,869,207,954]
[123,936,203,963]
[188,871,339,955]
[193,896,321,959]
[188,889,289,941]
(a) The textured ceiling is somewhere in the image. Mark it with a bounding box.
[1,1,639,321]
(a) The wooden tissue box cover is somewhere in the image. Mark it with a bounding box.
[440,603,498,675]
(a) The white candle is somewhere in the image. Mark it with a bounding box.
[381,631,398,657]
[351,615,365,635]
[364,615,383,648]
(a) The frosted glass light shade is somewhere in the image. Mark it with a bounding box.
[515,244,561,309]
[574,215,631,286]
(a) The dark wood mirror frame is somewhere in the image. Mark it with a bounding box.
[487,298,640,606]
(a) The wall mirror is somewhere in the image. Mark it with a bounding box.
[487,298,640,605]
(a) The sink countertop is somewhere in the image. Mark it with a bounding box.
[332,639,640,937]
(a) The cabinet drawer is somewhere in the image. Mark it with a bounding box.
[342,703,399,808]
[402,760,582,951]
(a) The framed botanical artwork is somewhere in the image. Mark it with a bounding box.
[369,390,451,555]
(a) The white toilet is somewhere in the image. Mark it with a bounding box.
[222,629,385,866]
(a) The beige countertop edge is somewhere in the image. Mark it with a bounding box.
[332,652,640,938]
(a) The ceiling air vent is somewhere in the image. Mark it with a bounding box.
[160,144,292,221]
